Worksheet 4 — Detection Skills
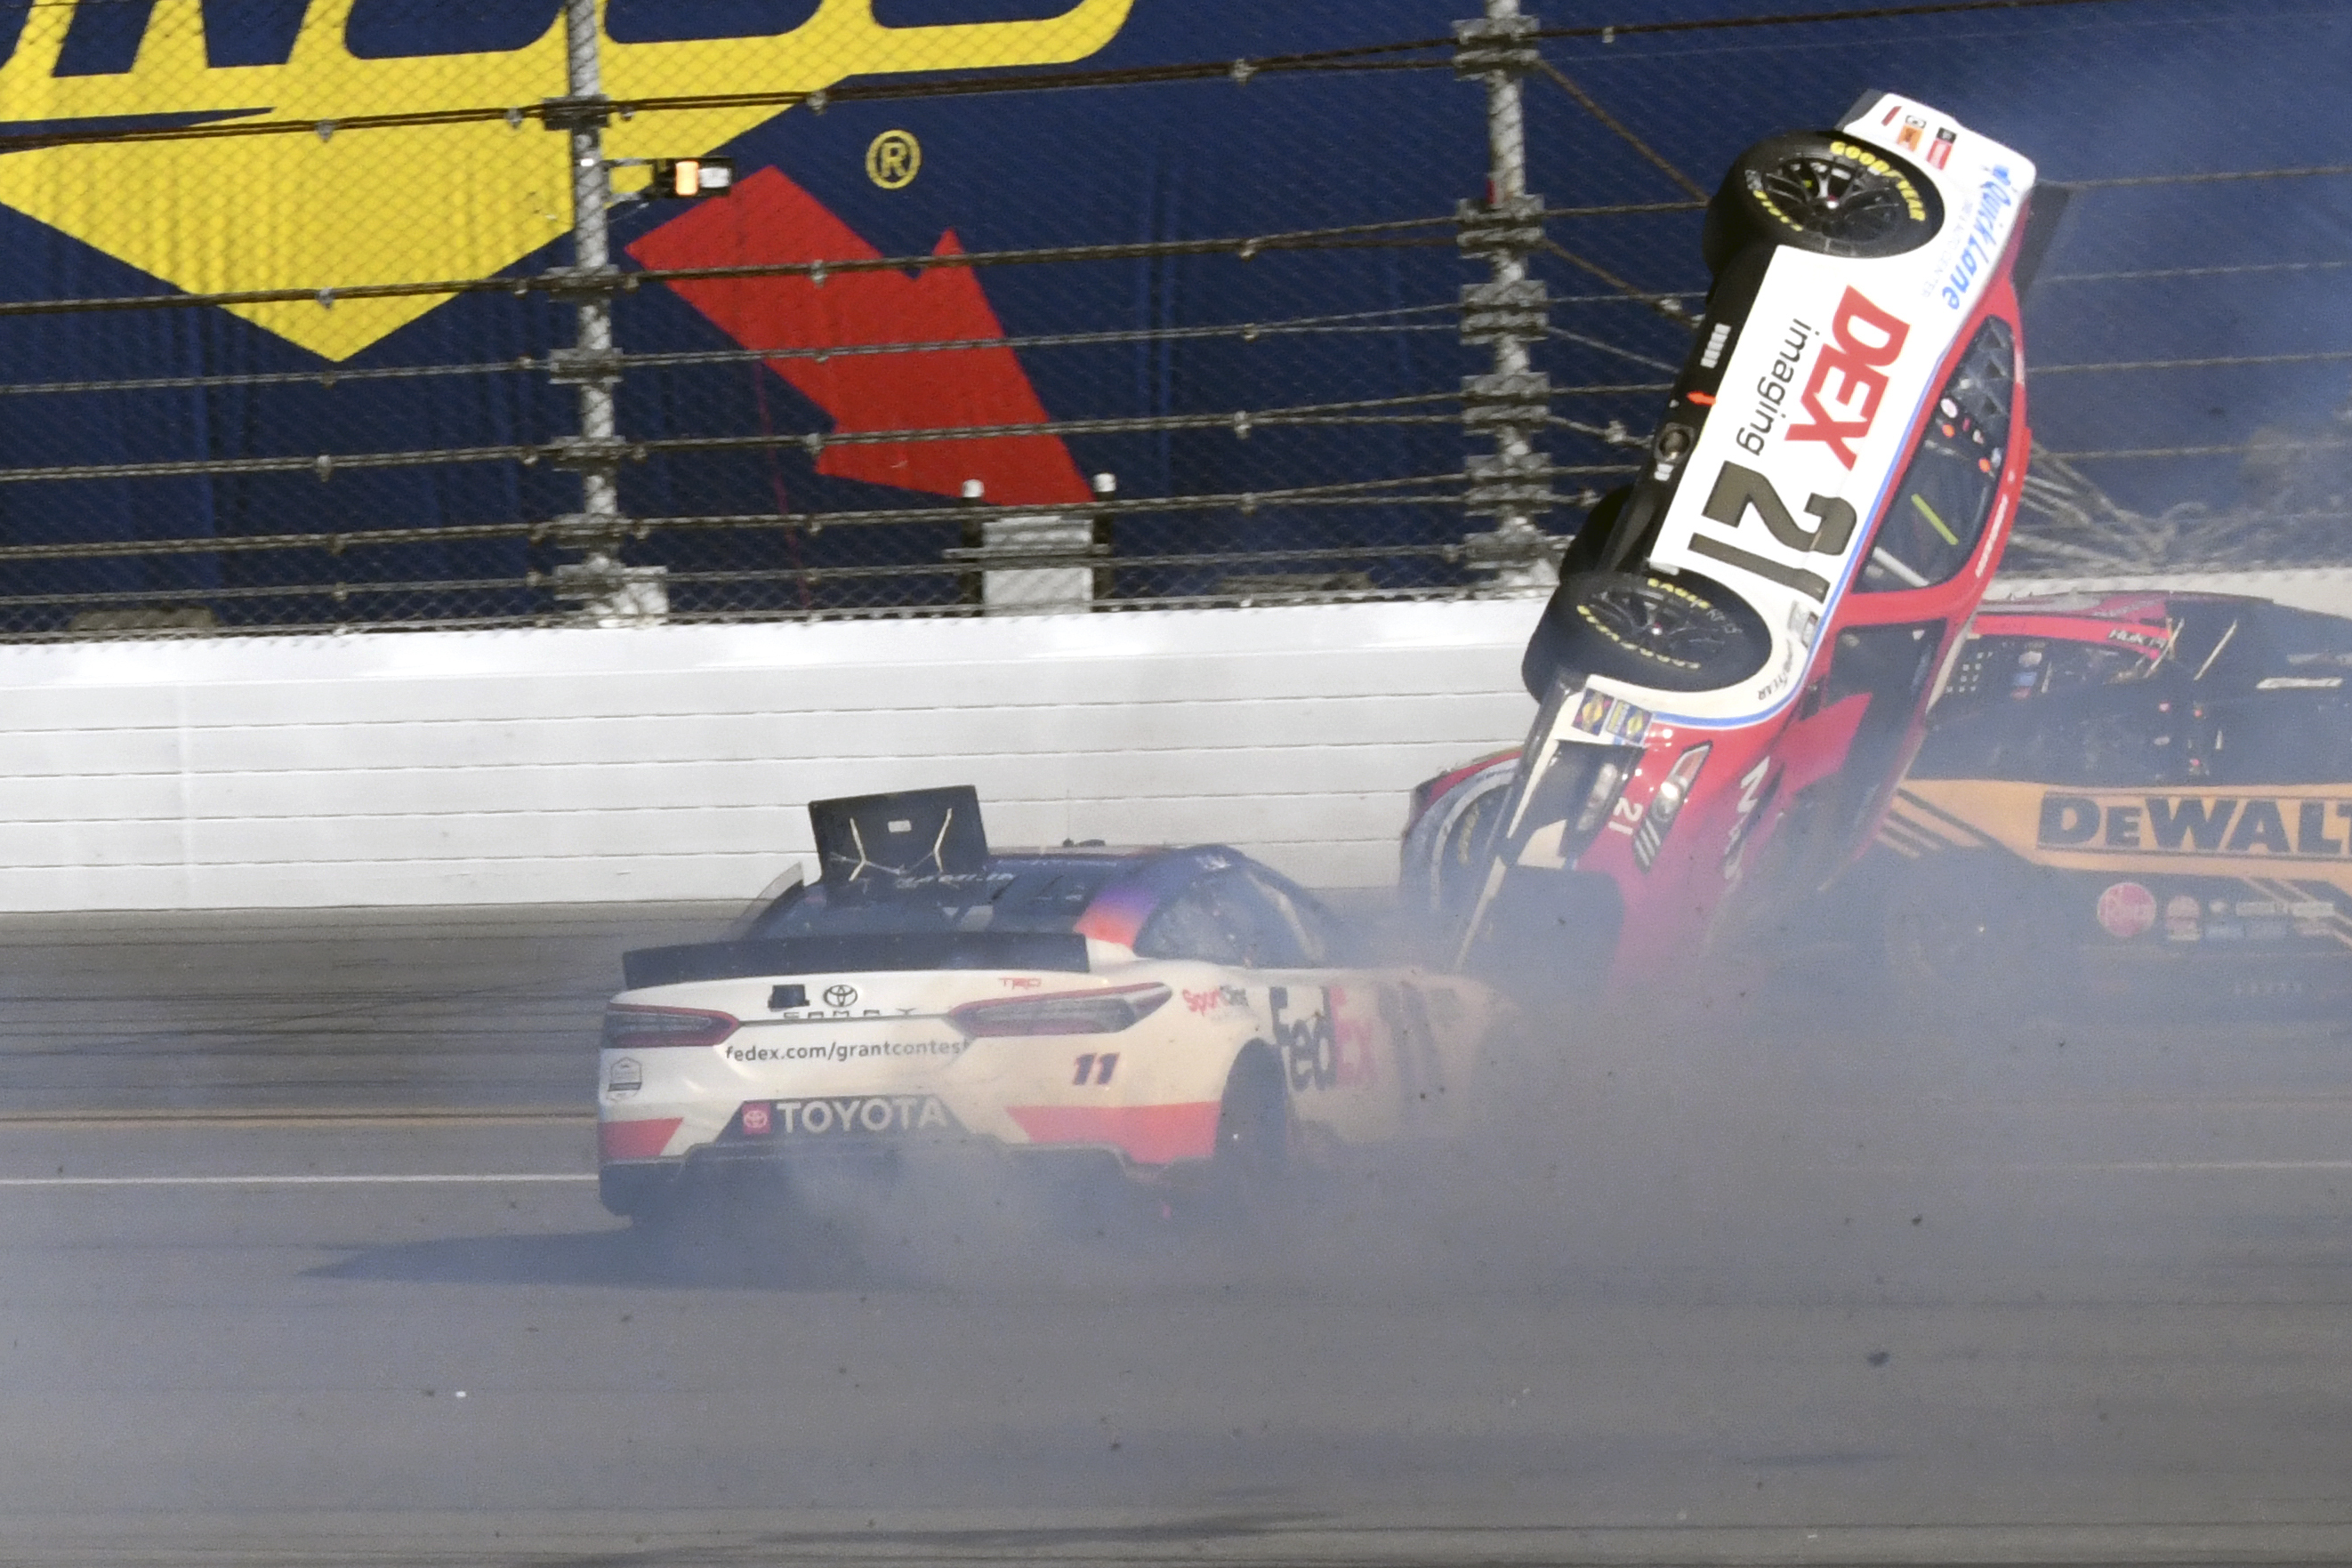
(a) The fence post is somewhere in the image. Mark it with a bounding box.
[1456,0,1556,591]
[544,0,659,623]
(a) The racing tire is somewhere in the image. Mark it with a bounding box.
[1702,130,1942,276]
[1528,569,1768,696]
[1211,1043,1293,1213]
[1881,856,2062,1026]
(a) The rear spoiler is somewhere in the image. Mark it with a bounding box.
[623,931,1090,990]
[2010,183,2073,302]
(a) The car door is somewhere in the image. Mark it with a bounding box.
[1227,867,1473,1146]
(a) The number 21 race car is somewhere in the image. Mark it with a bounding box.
[598,788,1504,1230]
[1450,92,2052,992]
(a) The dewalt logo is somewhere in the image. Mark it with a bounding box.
[0,0,1136,359]
[1882,777,2352,898]
[2036,792,2352,862]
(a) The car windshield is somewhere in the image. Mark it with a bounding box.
[744,858,1124,939]
[1858,316,2018,592]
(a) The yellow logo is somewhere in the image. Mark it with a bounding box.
[865,128,920,189]
[0,0,1134,360]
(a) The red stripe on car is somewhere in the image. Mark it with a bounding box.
[599,1118,684,1162]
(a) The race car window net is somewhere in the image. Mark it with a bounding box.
[1857,316,2017,594]
[744,858,1122,940]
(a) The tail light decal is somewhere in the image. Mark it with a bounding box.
[602,1004,739,1049]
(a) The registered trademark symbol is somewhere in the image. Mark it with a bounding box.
[866,129,920,189]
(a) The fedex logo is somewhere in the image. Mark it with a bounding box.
[1786,287,1912,469]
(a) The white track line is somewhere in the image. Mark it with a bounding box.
[0,1173,595,1187]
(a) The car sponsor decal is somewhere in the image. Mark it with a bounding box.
[2164,892,2203,942]
[1183,985,1248,1017]
[1895,780,2352,890]
[1720,757,1780,879]
[724,1038,968,1065]
[1934,164,2023,311]
[606,1057,642,1098]
[1270,985,1341,1093]
[1570,688,1654,744]
[2039,793,2349,859]
[1787,286,1912,469]
[1733,318,1815,457]
[2096,881,2158,939]
[1645,251,1955,726]
[728,1094,962,1139]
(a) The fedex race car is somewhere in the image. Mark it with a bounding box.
[1865,591,2352,1009]
[598,788,1503,1226]
[1448,92,2046,989]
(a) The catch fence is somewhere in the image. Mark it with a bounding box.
[0,0,2340,639]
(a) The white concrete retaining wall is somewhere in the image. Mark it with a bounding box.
[0,600,1542,911]
[12,567,2347,913]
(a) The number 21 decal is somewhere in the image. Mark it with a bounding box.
[1689,462,1857,602]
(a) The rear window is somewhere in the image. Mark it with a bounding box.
[1857,316,2017,592]
[745,859,1120,940]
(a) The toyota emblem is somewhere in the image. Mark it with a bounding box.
[823,984,859,1008]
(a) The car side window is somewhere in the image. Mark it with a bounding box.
[1245,871,1340,967]
[2019,688,2192,788]
[2184,694,2352,785]
[1202,871,1312,969]
[1132,883,1247,965]
[1857,317,2017,593]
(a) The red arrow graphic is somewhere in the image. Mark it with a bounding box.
[628,166,1091,506]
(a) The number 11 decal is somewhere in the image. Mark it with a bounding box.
[1072,1053,1118,1086]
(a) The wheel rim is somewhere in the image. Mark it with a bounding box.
[1577,579,1743,670]
[1754,152,1920,251]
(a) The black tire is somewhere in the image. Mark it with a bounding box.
[1212,1044,1292,1208]
[1881,856,2062,1025]
[1528,569,1768,696]
[1703,130,1942,275]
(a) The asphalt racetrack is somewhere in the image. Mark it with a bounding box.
[5,906,2352,1565]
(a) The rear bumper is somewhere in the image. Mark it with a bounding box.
[597,1137,1134,1220]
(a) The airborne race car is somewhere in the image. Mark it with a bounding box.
[1447,92,2045,989]
[1865,591,2352,1009]
[598,788,1502,1225]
